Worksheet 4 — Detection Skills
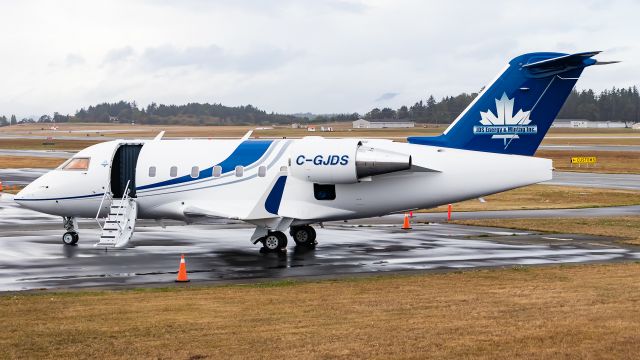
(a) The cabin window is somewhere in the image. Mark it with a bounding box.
[60,157,90,171]
[170,166,178,177]
[191,166,199,178]
[258,166,267,177]
[235,166,244,177]
[148,166,156,177]
[314,183,336,200]
[213,165,222,177]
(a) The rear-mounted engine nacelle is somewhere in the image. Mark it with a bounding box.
[289,137,411,184]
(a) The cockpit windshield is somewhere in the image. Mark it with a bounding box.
[58,157,90,171]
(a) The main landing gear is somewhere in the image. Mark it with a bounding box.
[259,231,288,253]
[62,216,79,246]
[290,225,317,248]
[258,225,317,253]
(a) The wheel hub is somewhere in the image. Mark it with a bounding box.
[63,234,73,244]
[264,235,279,250]
[296,231,308,243]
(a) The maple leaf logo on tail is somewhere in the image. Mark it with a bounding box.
[473,93,537,149]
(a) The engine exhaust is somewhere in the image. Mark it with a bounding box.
[355,146,412,178]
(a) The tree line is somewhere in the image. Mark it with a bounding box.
[0,101,304,127]
[317,86,640,126]
[0,86,638,127]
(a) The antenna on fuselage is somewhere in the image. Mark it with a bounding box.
[241,130,253,141]
[153,131,165,141]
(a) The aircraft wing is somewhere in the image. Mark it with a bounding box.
[183,205,240,220]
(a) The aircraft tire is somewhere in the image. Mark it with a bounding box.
[62,231,79,246]
[261,231,287,252]
[290,226,316,247]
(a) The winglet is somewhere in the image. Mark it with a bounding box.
[153,131,165,141]
[241,130,253,141]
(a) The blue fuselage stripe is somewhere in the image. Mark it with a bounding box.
[136,140,273,191]
[264,176,287,215]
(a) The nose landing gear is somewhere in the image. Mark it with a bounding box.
[62,216,79,246]
[62,231,79,245]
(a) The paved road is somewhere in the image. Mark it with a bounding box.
[0,135,112,141]
[366,205,640,223]
[0,168,48,186]
[1,194,639,291]
[539,145,640,152]
[544,171,640,190]
[0,149,74,158]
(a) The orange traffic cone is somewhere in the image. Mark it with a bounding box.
[175,254,190,282]
[402,213,412,230]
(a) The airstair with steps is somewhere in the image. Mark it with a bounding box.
[95,180,137,248]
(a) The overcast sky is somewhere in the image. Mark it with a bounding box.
[1,0,638,118]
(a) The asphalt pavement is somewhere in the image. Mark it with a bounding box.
[0,168,48,186]
[539,145,640,152]
[0,149,74,158]
[544,171,640,190]
[1,193,638,292]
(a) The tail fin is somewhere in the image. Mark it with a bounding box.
[408,51,615,156]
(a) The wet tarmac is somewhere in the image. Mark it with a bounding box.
[1,194,639,292]
[0,149,74,158]
[539,145,640,152]
[544,171,640,190]
[0,168,48,186]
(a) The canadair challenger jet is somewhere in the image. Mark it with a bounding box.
[15,51,615,252]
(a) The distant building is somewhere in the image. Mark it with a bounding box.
[109,116,119,123]
[352,119,415,129]
[632,123,640,130]
[552,119,627,129]
[307,126,316,132]
[291,123,300,129]
[320,126,333,132]
[571,120,588,128]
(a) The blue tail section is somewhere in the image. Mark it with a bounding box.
[408,51,607,156]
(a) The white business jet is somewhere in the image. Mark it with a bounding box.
[14,51,615,252]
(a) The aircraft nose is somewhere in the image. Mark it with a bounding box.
[14,176,49,209]
[14,183,38,207]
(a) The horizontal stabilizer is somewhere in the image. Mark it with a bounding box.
[594,60,621,65]
[522,51,601,70]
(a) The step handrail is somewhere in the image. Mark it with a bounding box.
[114,180,131,231]
[95,190,113,231]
